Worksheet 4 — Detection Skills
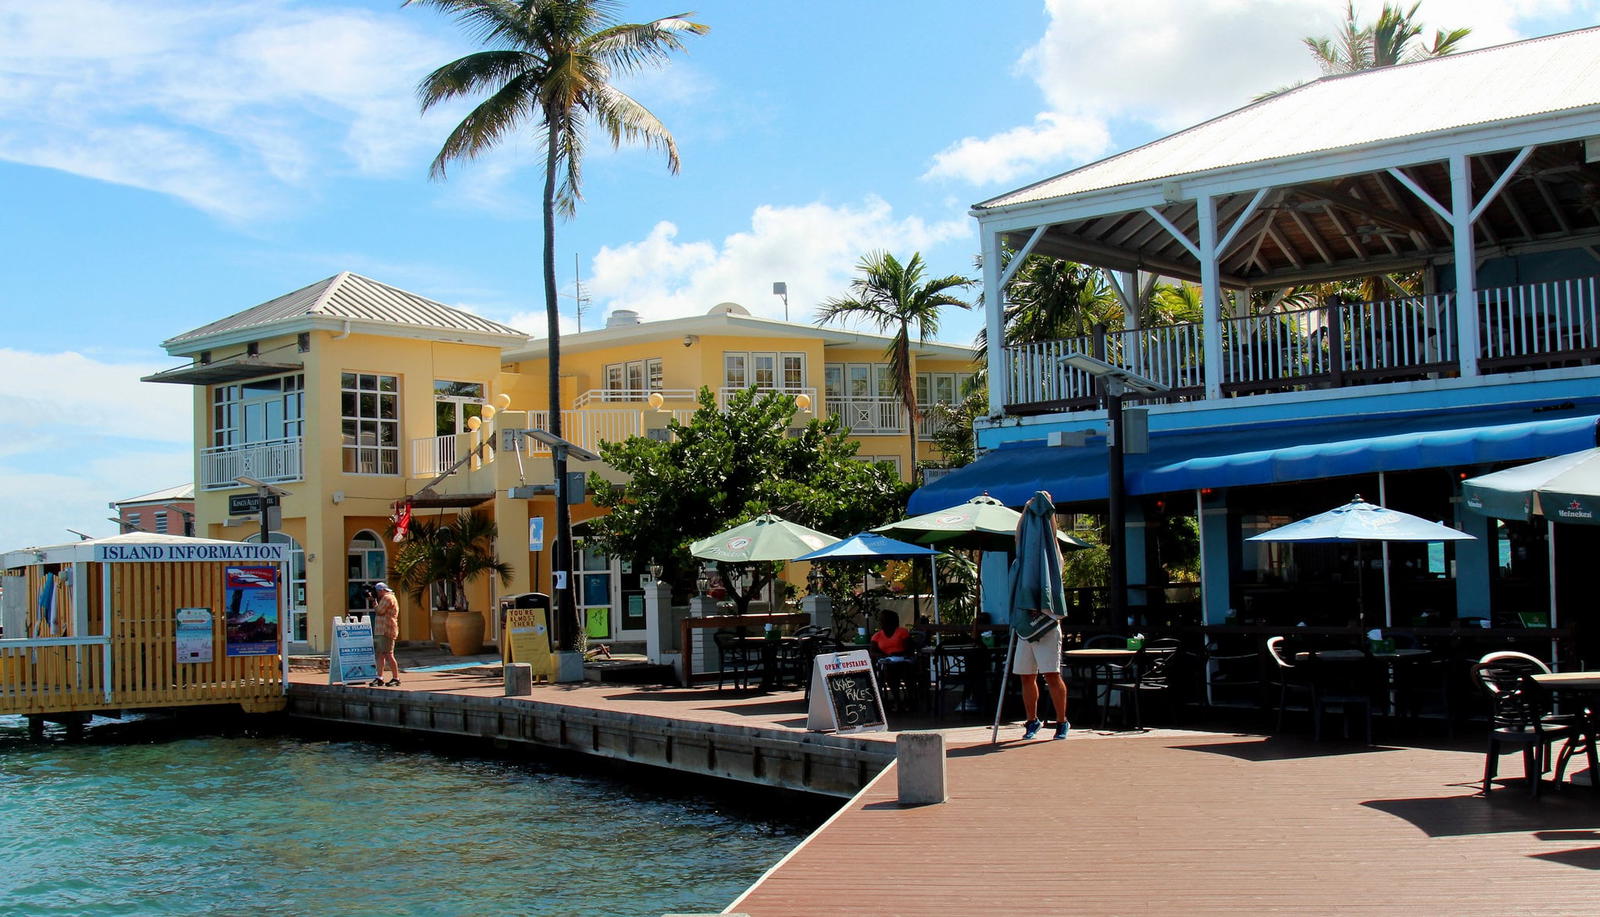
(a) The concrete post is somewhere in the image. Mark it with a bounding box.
[896,731,947,805]
[643,580,674,663]
[802,593,832,630]
[504,662,532,696]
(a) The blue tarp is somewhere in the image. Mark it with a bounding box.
[910,404,1600,512]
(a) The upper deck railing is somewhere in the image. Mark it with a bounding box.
[1002,277,1596,413]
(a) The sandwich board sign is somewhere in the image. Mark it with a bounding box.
[504,607,554,682]
[330,615,378,684]
[806,649,887,734]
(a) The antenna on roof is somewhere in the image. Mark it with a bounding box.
[562,253,591,332]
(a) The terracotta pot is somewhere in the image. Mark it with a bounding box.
[445,610,486,656]
[429,610,450,645]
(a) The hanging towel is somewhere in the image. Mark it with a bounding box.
[36,572,55,637]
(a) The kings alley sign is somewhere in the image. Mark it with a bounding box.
[93,543,286,563]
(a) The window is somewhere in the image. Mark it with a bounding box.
[725,352,805,391]
[782,354,805,390]
[434,380,485,436]
[127,512,142,529]
[212,374,304,447]
[917,372,972,406]
[154,511,168,534]
[341,373,399,475]
[723,353,747,390]
[346,531,387,615]
[602,359,662,401]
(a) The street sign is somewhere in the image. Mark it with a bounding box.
[229,493,280,517]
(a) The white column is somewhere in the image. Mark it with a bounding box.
[982,228,1006,416]
[1197,196,1223,400]
[1450,153,1480,377]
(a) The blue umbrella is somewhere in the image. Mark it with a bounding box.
[1247,496,1474,626]
[794,532,945,623]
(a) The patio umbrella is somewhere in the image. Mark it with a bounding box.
[992,491,1068,743]
[1461,447,1600,525]
[691,514,839,614]
[793,532,944,623]
[1247,496,1473,626]
[874,493,1090,553]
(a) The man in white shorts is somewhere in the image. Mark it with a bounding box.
[1013,620,1068,740]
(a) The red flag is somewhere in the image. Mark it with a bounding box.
[392,502,413,542]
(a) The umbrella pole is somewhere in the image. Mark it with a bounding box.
[990,630,1018,744]
[1379,474,1393,628]
[929,556,941,625]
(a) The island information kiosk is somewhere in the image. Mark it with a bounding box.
[806,649,887,734]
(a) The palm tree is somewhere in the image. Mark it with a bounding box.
[407,0,707,649]
[973,253,1121,364]
[1305,1,1470,74]
[817,251,973,481]
[392,512,514,612]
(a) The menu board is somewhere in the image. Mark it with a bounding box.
[504,607,554,682]
[806,650,887,734]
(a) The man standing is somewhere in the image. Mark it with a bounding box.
[370,582,402,688]
[1010,492,1069,740]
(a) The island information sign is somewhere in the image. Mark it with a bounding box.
[175,607,214,664]
[330,616,378,684]
[223,565,280,657]
[806,649,887,734]
[504,607,554,682]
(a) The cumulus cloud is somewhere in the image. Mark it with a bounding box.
[581,198,972,324]
[0,348,193,549]
[923,0,1594,187]
[0,0,460,222]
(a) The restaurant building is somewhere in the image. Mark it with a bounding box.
[146,273,977,652]
[917,27,1600,655]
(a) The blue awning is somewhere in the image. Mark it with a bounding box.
[909,406,1600,512]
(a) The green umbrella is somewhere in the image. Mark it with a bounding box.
[873,494,1090,553]
[691,513,840,562]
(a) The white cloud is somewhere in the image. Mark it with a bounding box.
[0,349,192,550]
[0,0,460,222]
[924,0,1597,187]
[582,198,972,324]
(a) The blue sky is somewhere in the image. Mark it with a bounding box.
[2,0,1596,549]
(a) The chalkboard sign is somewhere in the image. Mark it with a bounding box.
[806,650,887,734]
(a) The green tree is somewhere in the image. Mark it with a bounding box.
[586,387,911,610]
[817,251,973,480]
[408,0,707,647]
[924,379,989,469]
[973,252,1122,365]
[1306,1,1470,74]
[390,512,514,611]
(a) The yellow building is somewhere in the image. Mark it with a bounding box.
[150,274,977,653]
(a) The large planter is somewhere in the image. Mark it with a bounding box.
[445,610,486,656]
[429,610,450,645]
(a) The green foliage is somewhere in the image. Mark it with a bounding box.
[390,511,514,611]
[924,381,989,469]
[586,387,913,597]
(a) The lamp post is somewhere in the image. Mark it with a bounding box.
[524,430,601,651]
[1057,353,1167,628]
[772,281,789,321]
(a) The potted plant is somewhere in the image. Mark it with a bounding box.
[392,512,513,655]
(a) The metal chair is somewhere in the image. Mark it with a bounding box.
[1266,636,1372,743]
[1472,653,1579,797]
[712,630,761,691]
[1105,636,1183,729]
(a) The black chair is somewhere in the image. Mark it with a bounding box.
[1473,651,1598,797]
[1105,637,1183,730]
[789,627,842,698]
[1202,639,1268,716]
[712,630,761,692]
[1067,633,1128,722]
[1266,636,1373,743]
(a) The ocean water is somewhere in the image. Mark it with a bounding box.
[0,715,815,917]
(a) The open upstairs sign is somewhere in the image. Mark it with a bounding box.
[806,649,886,734]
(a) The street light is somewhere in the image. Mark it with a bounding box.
[525,429,600,652]
[1057,353,1168,629]
[772,281,788,321]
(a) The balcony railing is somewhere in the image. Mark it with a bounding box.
[200,437,303,490]
[572,388,698,408]
[411,432,465,478]
[827,396,905,434]
[1002,277,1596,412]
[714,386,818,409]
[514,409,698,456]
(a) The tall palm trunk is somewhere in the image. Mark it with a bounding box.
[897,336,918,480]
[543,124,577,651]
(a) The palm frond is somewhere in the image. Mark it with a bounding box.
[428,71,540,179]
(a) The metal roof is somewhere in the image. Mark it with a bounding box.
[980,26,1600,211]
[163,272,528,349]
[114,484,195,506]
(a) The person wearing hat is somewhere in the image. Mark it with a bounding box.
[369,582,402,687]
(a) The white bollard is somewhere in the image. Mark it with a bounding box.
[504,662,533,696]
[896,731,947,805]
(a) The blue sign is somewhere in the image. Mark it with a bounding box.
[530,517,546,551]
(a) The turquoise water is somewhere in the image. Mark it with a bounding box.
[0,715,815,916]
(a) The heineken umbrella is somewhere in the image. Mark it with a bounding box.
[1461,447,1600,525]
[691,513,839,562]
[1248,496,1473,625]
[793,532,944,623]
[873,493,1090,553]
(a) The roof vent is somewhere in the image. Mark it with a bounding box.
[605,309,642,328]
[707,302,750,316]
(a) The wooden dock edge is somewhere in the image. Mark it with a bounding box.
[284,684,894,798]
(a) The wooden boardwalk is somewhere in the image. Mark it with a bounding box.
[729,729,1600,916]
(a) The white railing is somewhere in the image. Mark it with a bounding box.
[1480,276,1600,362]
[1220,308,1326,387]
[826,396,906,434]
[1339,292,1456,374]
[1109,323,1205,392]
[715,386,818,409]
[1003,337,1100,406]
[572,388,698,408]
[517,409,697,455]
[410,432,465,478]
[200,437,303,490]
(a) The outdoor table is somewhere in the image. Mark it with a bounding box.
[737,635,798,689]
[1292,648,1433,720]
[920,641,992,716]
[1529,672,1600,791]
[1062,647,1176,725]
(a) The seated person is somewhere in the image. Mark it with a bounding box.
[869,610,919,709]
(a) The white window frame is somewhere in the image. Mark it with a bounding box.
[341,372,400,476]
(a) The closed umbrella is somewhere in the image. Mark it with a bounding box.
[1247,496,1473,626]
[992,491,1068,743]
[1461,447,1600,525]
[793,532,944,623]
